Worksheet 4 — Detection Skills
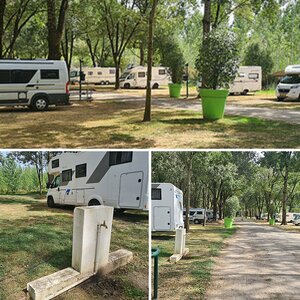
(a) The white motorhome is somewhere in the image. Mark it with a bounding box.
[276,65,300,101]
[151,183,184,231]
[229,66,262,95]
[70,67,119,85]
[119,66,171,89]
[0,59,69,111]
[47,151,149,210]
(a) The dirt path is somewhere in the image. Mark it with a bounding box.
[205,221,300,300]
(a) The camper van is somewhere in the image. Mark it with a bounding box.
[151,183,184,231]
[0,59,69,111]
[70,67,118,85]
[47,151,149,210]
[276,65,300,101]
[229,66,262,95]
[119,66,171,89]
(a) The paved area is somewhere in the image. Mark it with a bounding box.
[91,93,300,125]
[205,221,300,300]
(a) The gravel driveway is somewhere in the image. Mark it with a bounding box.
[205,221,300,300]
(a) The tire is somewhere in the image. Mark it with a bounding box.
[88,199,100,206]
[241,90,248,95]
[124,83,130,89]
[100,81,105,85]
[105,81,110,85]
[32,96,49,111]
[152,83,159,89]
[47,196,55,208]
[194,219,200,224]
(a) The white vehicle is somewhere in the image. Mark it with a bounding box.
[119,66,171,89]
[292,214,300,226]
[183,209,197,222]
[0,59,69,111]
[47,151,149,210]
[70,67,119,85]
[229,66,262,95]
[183,208,207,224]
[276,65,300,101]
[151,183,184,231]
[286,212,300,223]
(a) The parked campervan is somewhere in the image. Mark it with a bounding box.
[119,66,171,89]
[151,183,184,231]
[276,65,300,101]
[0,59,69,111]
[292,214,300,226]
[70,67,119,85]
[286,212,300,223]
[229,66,262,95]
[47,151,149,210]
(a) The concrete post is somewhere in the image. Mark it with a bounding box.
[72,206,114,275]
[174,228,185,255]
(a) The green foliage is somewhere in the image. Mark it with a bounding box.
[196,27,239,89]
[0,158,22,194]
[224,196,240,218]
[243,43,274,85]
[159,37,185,83]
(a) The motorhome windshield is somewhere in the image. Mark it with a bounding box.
[280,74,300,84]
[120,72,130,80]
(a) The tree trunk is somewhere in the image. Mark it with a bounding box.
[47,0,68,60]
[202,0,211,88]
[115,59,120,89]
[185,155,192,233]
[0,0,5,58]
[143,0,158,122]
[282,168,288,225]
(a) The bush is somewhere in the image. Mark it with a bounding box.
[160,39,185,84]
[224,196,240,218]
[195,27,239,89]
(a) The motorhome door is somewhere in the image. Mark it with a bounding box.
[118,171,143,208]
[153,206,171,230]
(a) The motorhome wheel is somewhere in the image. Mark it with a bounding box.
[88,199,100,206]
[47,196,55,208]
[241,89,248,95]
[124,83,130,89]
[100,81,105,85]
[152,83,159,89]
[194,219,200,224]
[32,96,49,111]
[105,81,110,85]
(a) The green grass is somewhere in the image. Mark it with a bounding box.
[0,195,148,300]
[152,224,237,300]
[255,89,276,95]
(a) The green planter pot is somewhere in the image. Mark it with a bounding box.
[199,89,228,120]
[168,83,182,98]
[224,217,233,228]
[269,219,276,225]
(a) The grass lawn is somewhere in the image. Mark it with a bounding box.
[0,194,148,300]
[1,100,300,148]
[151,223,237,300]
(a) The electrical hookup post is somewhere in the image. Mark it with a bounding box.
[170,227,189,263]
[185,63,189,99]
[27,206,133,300]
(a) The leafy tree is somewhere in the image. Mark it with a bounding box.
[1,157,22,194]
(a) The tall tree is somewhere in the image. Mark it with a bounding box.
[0,0,6,58]
[47,0,68,60]
[143,0,159,122]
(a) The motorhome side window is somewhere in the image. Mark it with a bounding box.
[51,159,59,168]
[97,71,102,75]
[0,70,10,83]
[248,73,259,79]
[109,69,116,74]
[41,69,59,79]
[0,70,37,83]
[88,71,93,75]
[62,169,72,182]
[53,175,61,188]
[109,152,133,166]
[159,69,166,75]
[76,163,87,178]
[138,72,146,78]
[152,188,162,200]
[238,73,245,78]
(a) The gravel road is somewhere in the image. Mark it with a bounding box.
[205,221,300,300]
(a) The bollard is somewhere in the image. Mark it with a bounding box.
[151,248,160,300]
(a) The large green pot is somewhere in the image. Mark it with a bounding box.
[269,219,276,225]
[224,217,233,228]
[168,83,182,98]
[199,89,228,120]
